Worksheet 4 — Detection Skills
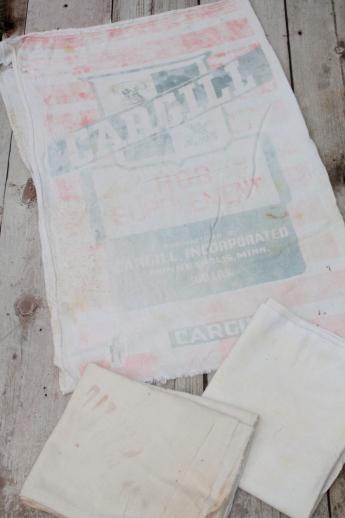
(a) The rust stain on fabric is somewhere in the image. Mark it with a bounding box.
[94,394,109,408]
[123,449,142,458]
[266,211,287,219]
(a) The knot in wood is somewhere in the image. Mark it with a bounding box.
[21,178,37,206]
[15,294,40,318]
[335,43,345,56]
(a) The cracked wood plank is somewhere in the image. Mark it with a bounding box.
[0,139,67,518]
[0,0,28,231]
[0,1,113,516]
[0,108,11,230]
[286,0,345,187]
[329,0,345,223]
[329,0,345,503]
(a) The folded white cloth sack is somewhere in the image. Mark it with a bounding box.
[205,299,345,518]
[21,364,257,518]
[2,0,345,393]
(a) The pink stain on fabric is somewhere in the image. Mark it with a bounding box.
[117,354,158,380]
[313,313,345,337]
[55,177,80,202]
[42,82,96,105]
[46,109,98,134]
[66,18,253,73]
[80,360,112,377]
[107,0,238,41]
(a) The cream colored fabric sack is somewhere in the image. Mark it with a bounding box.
[21,364,257,518]
[2,0,345,392]
[205,299,345,518]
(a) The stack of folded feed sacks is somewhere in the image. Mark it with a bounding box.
[204,300,345,518]
[21,364,258,518]
[21,300,345,518]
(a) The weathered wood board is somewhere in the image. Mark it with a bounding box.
[0,0,344,517]
[113,0,152,21]
[0,0,28,229]
[0,2,113,517]
[286,0,345,186]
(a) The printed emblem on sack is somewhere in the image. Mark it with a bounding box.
[47,45,306,311]
[48,47,272,172]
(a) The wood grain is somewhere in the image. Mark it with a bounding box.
[330,0,345,221]
[231,489,281,518]
[286,0,345,185]
[0,1,113,516]
[0,0,28,229]
[330,467,345,518]
[152,0,198,13]
[112,0,152,21]
[0,101,11,230]
[314,496,331,518]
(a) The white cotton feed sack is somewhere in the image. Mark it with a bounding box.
[205,299,345,518]
[21,364,257,518]
[1,1,345,393]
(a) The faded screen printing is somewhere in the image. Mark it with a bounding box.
[1,0,345,392]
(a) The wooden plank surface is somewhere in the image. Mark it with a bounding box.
[330,467,345,518]
[0,102,11,230]
[0,0,29,230]
[286,0,345,186]
[329,16,345,518]
[0,0,344,517]
[153,0,198,12]
[0,1,113,516]
[330,0,345,221]
[282,7,344,517]
[0,140,68,518]
[26,0,112,32]
[112,0,152,21]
